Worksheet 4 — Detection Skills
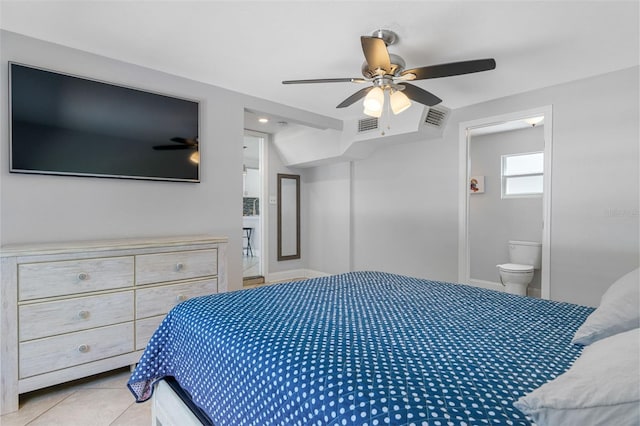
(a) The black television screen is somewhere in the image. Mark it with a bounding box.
[9,62,200,182]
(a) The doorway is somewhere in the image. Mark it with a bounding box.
[458,106,552,299]
[243,131,266,285]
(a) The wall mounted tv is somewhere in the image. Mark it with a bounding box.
[9,62,200,182]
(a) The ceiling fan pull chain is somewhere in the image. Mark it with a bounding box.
[381,90,392,136]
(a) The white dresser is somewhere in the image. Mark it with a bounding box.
[0,235,228,415]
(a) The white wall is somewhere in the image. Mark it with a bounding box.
[0,31,335,291]
[304,162,351,275]
[6,31,636,305]
[350,136,459,282]
[305,66,639,307]
[449,67,639,306]
[266,135,307,276]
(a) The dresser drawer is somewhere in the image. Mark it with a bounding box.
[136,315,165,350]
[136,249,217,285]
[19,322,134,379]
[18,256,134,301]
[19,291,134,342]
[136,279,216,319]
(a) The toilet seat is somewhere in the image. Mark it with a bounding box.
[497,263,534,273]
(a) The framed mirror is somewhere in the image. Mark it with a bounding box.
[277,173,300,261]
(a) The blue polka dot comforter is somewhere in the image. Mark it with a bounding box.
[128,271,593,426]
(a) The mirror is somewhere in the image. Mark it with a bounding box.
[277,173,300,260]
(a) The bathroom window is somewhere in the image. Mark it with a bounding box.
[501,152,544,198]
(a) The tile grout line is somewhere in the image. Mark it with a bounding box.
[108,401,137,426]
[25,390,79,426]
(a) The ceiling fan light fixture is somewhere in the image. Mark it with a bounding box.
[390,90,411,115]
[363,105,383,118]
[190,151,200,164]
[363,86,384,113]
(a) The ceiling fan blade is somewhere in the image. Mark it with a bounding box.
[153,145,193,150]
[398,83,442,107]
[282,78,367,84]
[401,58,496,80]
[336,86,374,108]
[361,36,391,75]
[170,137,198,145]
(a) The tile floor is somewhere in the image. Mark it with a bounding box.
[0,367,150,426]
[242,252,260,278]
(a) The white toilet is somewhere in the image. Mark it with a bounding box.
[497,241,542,296]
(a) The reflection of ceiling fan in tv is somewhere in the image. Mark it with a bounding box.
[153,137,199,164]
[153,137,198,151]
[283,29,496,117]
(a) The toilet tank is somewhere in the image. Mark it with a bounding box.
[508,240,542,269]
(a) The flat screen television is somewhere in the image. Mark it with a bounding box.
[9,62,200,182]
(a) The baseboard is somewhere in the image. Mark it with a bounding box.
[528,287,542,298]
[304,269,332,279]
[467,278,504,292]
[266,269,308,283]
[266,269,330,283]
[468,278,541,298]
[242,276,265,286]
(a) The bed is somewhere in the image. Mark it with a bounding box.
[128,271,595,425]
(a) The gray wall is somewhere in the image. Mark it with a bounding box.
[304,162,351,275]
[350,137,459,281]
[0,31,335,291]
[304,66,639,307]
[0,31,246,285]
[266,135,308,275]
[469,127,544,288]
[450,67,639,306]
[2,31,637,306]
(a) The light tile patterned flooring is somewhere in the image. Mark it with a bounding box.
[0,368,150,426]
[242,253,260,278]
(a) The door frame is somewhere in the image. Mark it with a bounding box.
[458,105,553,299]
[243,129,269,281]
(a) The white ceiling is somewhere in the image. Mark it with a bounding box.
[1,1,638,122]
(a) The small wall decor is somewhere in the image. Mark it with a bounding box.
[470,176,485,194]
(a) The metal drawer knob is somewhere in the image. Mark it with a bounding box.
[77,310,90,319]
[78,344,90,353]
[176,294,187,302]
[77,272,89,281]
[175,263,184,272]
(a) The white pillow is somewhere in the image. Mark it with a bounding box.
[572,268,639,345]
[514,328,640,426]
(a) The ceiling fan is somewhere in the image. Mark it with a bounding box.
[153,137,200,164]
[282,29,496,117]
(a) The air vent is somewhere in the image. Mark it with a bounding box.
[358,117,379,133]
[423,105,450,129]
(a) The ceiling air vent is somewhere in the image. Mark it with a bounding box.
[423,105,450,129]
[358,117,379,133]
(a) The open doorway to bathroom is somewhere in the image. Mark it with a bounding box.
[458,106,552,299]
[243,131,266,286]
